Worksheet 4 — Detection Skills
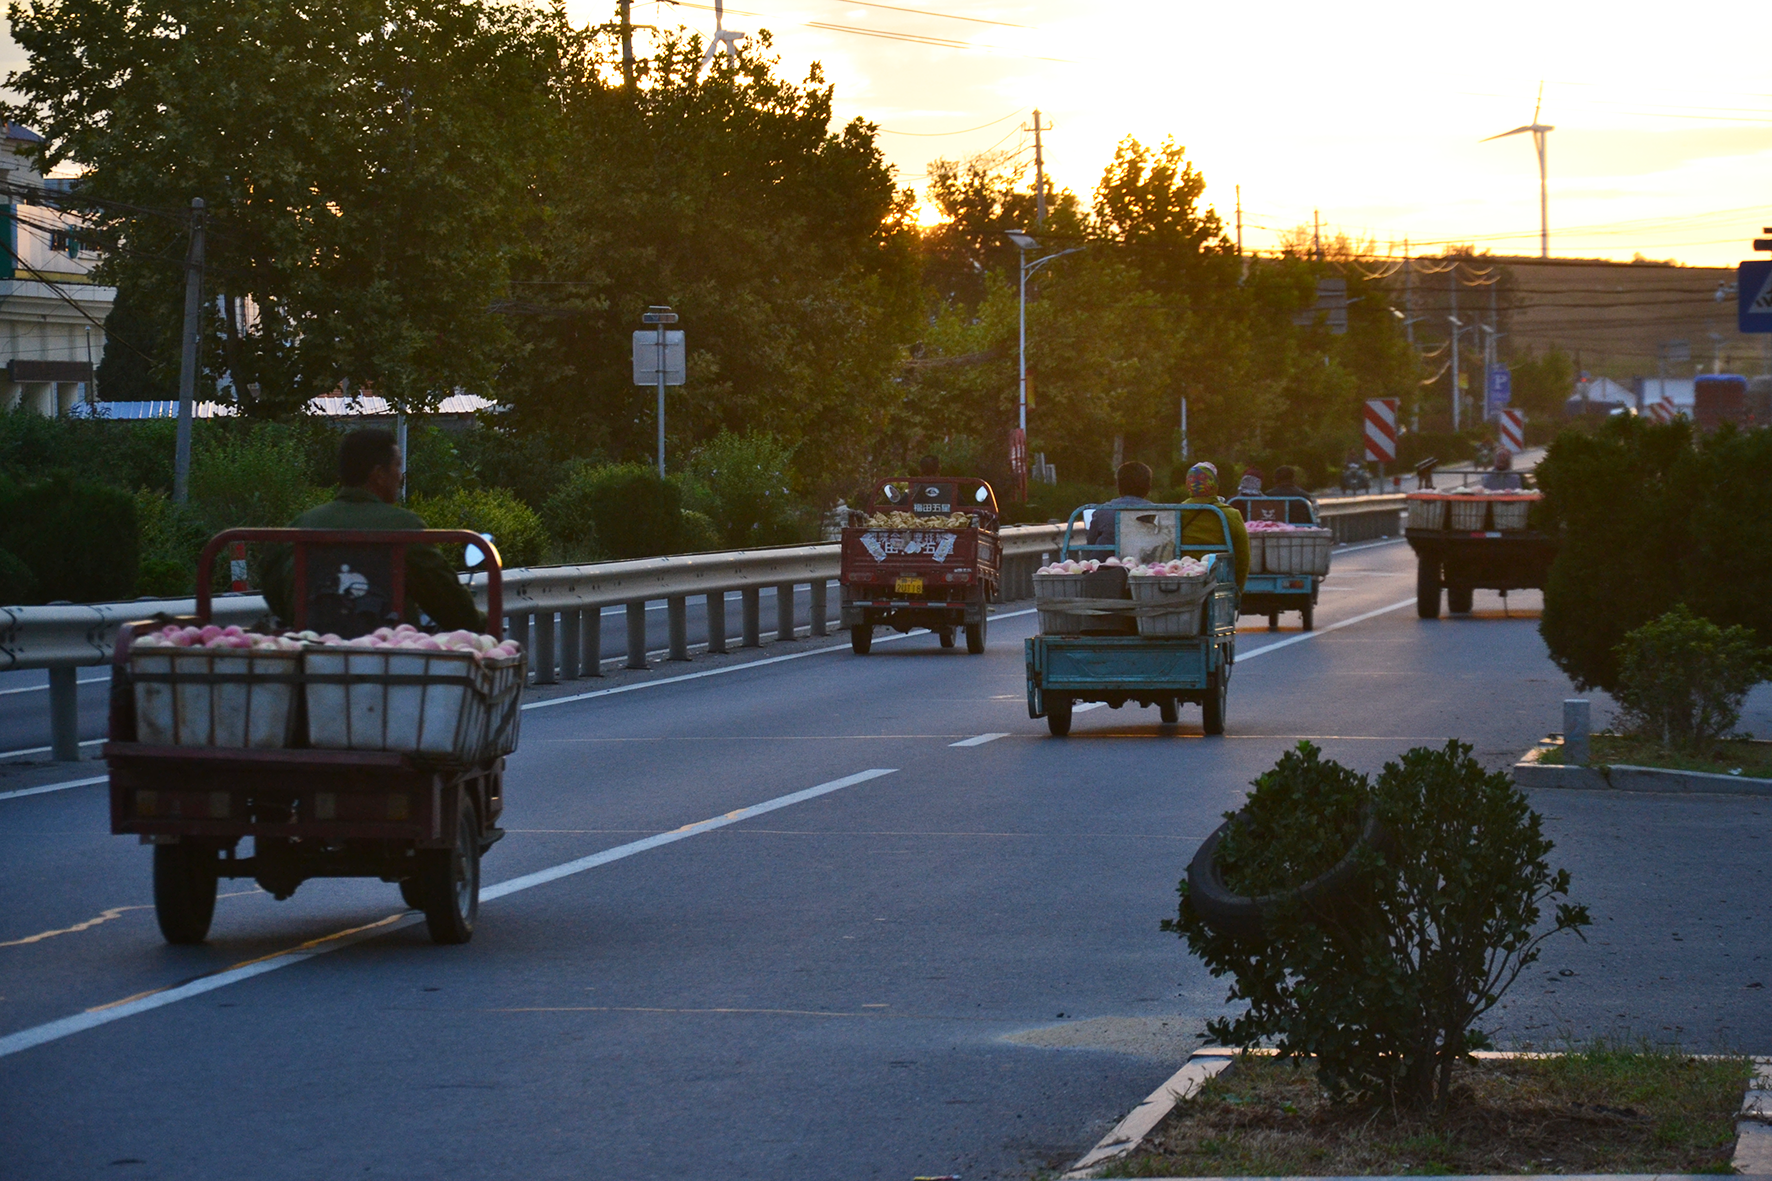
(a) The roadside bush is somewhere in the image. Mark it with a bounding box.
[0,475,139,602]
[679,509,722,553]
[409,486,549,569]
[133,488,211,597]
[542,463,682,560]
[686,430,805,547]
[1611,606,1764,754]
[1001,477,1113,525]
[1169,740,1590,1111]
[188,427,329,532]
[0,546,35,603]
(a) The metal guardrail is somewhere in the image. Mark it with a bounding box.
[0,495,1404,761]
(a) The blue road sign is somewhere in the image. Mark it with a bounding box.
[1741,260,1772,333]
[1485,364,1511,416]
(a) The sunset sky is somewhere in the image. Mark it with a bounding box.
[596,0,1770,268]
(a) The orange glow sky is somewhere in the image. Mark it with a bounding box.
[593,0,1771,268]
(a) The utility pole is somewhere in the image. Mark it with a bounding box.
[1404,239,1417,431]
[1313,210,1322,261]
[173,197,205,504]
[1234,185,1243,257]
[1031,109,1046,227]
[1449,266,1461,433]
[620,0,635,88]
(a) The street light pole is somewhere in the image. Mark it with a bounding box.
[1004,230,1084,441]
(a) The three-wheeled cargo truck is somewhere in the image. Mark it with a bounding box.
[1229,495,1331,631]
[106,528,524,945]
[1025,503,1240,737]
[839,477,1000,654]
[1406,487,1556,617]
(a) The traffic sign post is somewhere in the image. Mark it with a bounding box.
[1485,364,1511,419]
[1363,397,1398,469]
[632,306,685,477]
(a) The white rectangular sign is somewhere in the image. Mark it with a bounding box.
[632,330,686,386]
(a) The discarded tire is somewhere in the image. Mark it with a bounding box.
[1185,806,1390,940]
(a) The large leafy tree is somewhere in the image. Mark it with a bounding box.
[6,0,564,411]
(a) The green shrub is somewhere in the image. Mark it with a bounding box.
[188,426,329,532]
[1169,740,1590,1112]
[680,509,722,553]
[542,463,682,560]
[1612,606,1764,754]
[1214,742,1371,896]
[0,546,35,603]
[0,475,139,602]
[686,430,805,547]
[132,488,211,597]
[408,486,549,569]
[1000,478,1113,525]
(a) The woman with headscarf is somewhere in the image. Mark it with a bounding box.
[1181,462,1250,590]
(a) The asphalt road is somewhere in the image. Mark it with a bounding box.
[4,538,1771,1180]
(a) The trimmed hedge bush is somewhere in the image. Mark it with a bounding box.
[543,463,682,560]
[0,475,139,602]
[409,487,549,569]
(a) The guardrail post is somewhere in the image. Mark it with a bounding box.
[668,596,689,661]
[741,588,760,647]
[507,612,531,681]
[532,610,557,686]
[809,579,827,637]
[776,582,795,641]
[706,592,727,654]
[559,608,581,680]
[626,601,648,670]
[581,608,602,676]
[49,664,80,761]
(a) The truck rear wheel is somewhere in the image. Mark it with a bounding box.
[1301,602,1314,632]
[938,626,956,648]
[1046,694,1073,737]
[1159,697,1180,724]
[1416,560,1442,619]
[1448,584,1474,614]
[154,843,218,945]
[1202,676,1227,736]
[850,624,873,655]
[420,799,480,945]
[965,616,987,654]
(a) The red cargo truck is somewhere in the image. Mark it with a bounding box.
[839,477,1000,655]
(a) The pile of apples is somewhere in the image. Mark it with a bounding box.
[1128,557,1211,578]
[132,622,521,662]
[1245,519,1304,533]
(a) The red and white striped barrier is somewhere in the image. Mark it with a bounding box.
[1363,398,1398,463]
[1498,409,1525,454]
[1648,398,1676,423]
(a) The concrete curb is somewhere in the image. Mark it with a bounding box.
[1514,744,1772,796]
[1061,1050,1772,1180]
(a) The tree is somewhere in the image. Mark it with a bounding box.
[6,0,564,412]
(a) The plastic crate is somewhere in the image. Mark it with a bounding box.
[1033,571,1089,635]
[130,647,300,748]
[1447,497,1489,531]
[304,648,526,762]
[1407,495,1447,530]
[1128,573,1211,636]
[1260,528,1333,575]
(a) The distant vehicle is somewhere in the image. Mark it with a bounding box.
[839,477,1000,654]
[1339,462,1370,494]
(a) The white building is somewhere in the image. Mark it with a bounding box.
[0,123,114,416]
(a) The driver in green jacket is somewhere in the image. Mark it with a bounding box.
[261,428,485,631]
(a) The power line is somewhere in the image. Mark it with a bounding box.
[878,107,1024,136]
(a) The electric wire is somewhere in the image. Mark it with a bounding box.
[878,108,1024,136]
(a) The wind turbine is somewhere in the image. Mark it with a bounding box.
[1482,82,1555,259]
[700,0,745,70]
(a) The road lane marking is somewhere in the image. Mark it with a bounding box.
[0,906,150,947]
[1073,702,1106,714]
[0,738,105,762]
[0,674,110,697]
[0,768,899,1059]
[949,733,1008,747]
[0,774,107,801]
[524,610,1038,712]
[1236,598,1417,662]
[1333,537,1406,555]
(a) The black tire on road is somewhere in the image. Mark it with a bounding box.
[965,616,987,654]
[938,627,956,648]
[850,624,873,655]
[1159,697,1180,724]
[1301,602,1314,632]
[421,798,480,945]
[1416,559,1441,619]
[1202,675,1227,736]
[1267,612,1279,631]
[154,843,218,945]
[1185,806,1390,940]
[1046,694,1073,737]
[1447,584,1474,614]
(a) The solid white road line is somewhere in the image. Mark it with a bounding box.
[948,733,1008,748]
[1333,537,1406,555]
[0,674,110,697]
[0,767,899,1060]
[1236,598,1417,662]
[0,738,105,761]
[0,775,107,802]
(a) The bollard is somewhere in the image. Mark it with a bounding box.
[776,582,795,642]
[809,579,827,637]
[626,601,648,670]
[49,665,79,762]
[533,610,557,686]
[741,588,761,647]
[560,608,581,680]
[706,592,727,654]
[668,596,690,661]
[581,607,602,676]
[1564,699,1591,766]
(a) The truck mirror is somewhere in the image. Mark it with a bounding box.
[975,485,989,503]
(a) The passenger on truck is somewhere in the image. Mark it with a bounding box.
[1265,465,1317,523]
[1482,448,1524,491]
[261,428,486,632]
[1084,461,1157,552]
[1180,461,1251,591]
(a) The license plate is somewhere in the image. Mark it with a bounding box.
[894,576,924,595]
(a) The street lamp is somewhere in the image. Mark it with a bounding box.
[1003,230,1084,434]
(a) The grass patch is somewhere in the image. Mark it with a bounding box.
[1102,1047,1750,1177]
[1537,733,1772,779]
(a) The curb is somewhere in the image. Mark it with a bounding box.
[1513,744,1772,796]
[1061,1050,1772,1180]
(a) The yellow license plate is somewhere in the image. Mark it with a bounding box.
[894,576,924,595]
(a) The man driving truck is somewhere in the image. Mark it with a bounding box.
[261,428,485,631]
